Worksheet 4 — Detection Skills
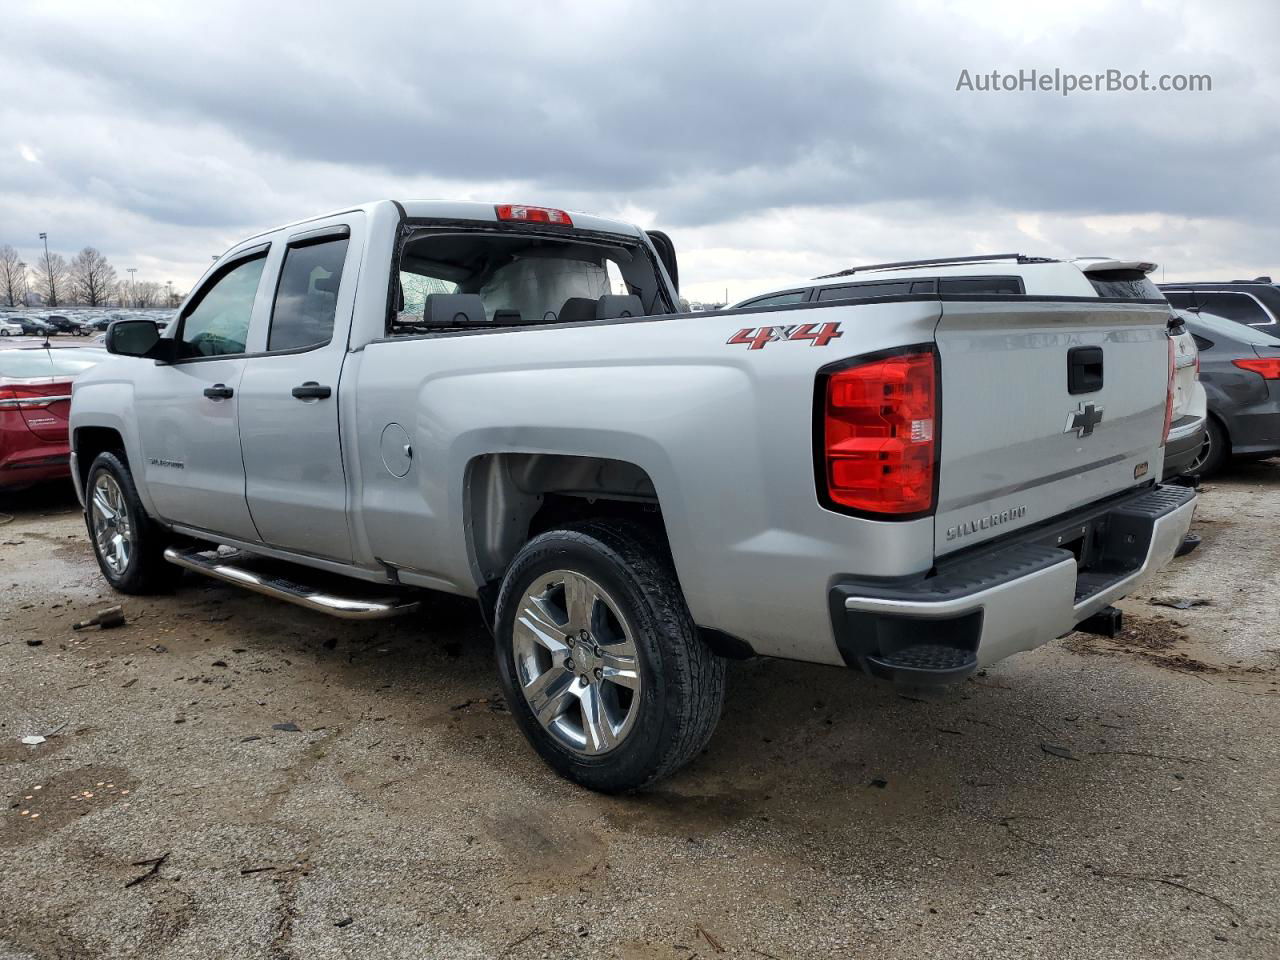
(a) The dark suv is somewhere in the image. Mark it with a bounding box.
[41,315,80,335]
[1159,279,1280,339]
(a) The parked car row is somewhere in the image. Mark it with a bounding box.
[0,309,175,338]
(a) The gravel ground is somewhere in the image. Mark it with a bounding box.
[1,465,1277,960]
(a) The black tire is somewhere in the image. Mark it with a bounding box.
[84,451,183,594]
[494,520,726,793]
[1190,416,1228,478]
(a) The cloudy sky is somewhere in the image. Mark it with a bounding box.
[3,0,1278,303]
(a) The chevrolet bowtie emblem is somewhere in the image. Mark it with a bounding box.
[1064,401,1105,438]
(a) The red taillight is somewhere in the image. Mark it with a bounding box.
[820,350,937,515]
[1161,337,1175,446]
[0,383,68,409]
[495,204,573,226]
[1232,356,1280,379]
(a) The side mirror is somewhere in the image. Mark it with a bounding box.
[106,319,164,358]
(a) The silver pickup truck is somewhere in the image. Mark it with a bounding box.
[69,201,1196,791]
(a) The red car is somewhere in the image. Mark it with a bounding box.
[1,343,107,491]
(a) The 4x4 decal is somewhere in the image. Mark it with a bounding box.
[727,322,843,350]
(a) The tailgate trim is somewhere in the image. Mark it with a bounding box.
[939,453,1128,512]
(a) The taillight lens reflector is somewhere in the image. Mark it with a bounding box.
[820,350,937,515]
[495,204,573,226]
[1162,336,1175,446]
[1232,356,1280,379]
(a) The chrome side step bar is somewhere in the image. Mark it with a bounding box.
[163,547,420,620]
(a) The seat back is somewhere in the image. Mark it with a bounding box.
[425,293,486,326]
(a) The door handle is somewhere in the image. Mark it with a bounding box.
[291,381,332,400]
[203,384,234,399]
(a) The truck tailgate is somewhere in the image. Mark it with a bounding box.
[933,299,1170,556]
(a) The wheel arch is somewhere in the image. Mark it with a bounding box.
[463,452,670,587]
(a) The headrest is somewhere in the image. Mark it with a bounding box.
[596,294,644,319]
[559,297,598,323]
[426,293,486,326]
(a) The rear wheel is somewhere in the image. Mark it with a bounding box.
[85,451,183,594]
[494,521,725,792]
[1189,417,1228,477]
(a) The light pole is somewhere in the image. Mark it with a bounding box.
[127,268,137,308]
[167,280,174,308]
[38,232,54,307]
[17,263,26,306]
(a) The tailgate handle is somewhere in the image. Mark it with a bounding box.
[1067,346,1104,395]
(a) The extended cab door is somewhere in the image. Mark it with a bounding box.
[236,216,361,562]
[133,246,269,541]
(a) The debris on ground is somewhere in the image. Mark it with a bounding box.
[73,605,126,630]
[20,735,46,746]
[272,722,301,732]
[124,852,169,888]
[1148,596,1214,610]
[1041,743,1077,760]
[25,639,42,647]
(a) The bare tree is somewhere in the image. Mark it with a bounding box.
[135,280,162,308]
[0,245,24,307]
[69,247,118,307]
[34,249,69,307]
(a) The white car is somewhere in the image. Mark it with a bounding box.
[736,255,1208,479]
[0,318,23,337]
[1165,315,1208,479]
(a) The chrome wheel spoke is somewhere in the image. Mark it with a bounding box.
[579,684,616,753]
[92,489,115,522]
[515,597,570,657]
[524,666,575,723]
[599,648,640,690]
[562,574,595,632]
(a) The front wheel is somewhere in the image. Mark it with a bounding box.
[494,521,725,792]
[85,451,183,594]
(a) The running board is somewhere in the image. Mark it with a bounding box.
[163,547,420,620]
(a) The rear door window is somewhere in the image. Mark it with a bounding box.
[1085,270,1163,299]
[268,237,350,351]
[938,276,1024,296]
[816,280,916,301]
[1196,292,1273,328]
[1164,290,1197,310]
[742,290,809,308]
[179,254,267,358]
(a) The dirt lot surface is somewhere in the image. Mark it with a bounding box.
[2,466,1278,959]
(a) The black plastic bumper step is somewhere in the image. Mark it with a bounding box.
[865,644,978,683]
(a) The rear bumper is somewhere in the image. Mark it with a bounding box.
[829,484,1197,685]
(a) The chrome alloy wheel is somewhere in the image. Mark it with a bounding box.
[1189,428,1213,474]
[90,472,133,576]
[512,570,642,755]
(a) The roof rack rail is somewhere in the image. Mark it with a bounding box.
[814,253,1058,280]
